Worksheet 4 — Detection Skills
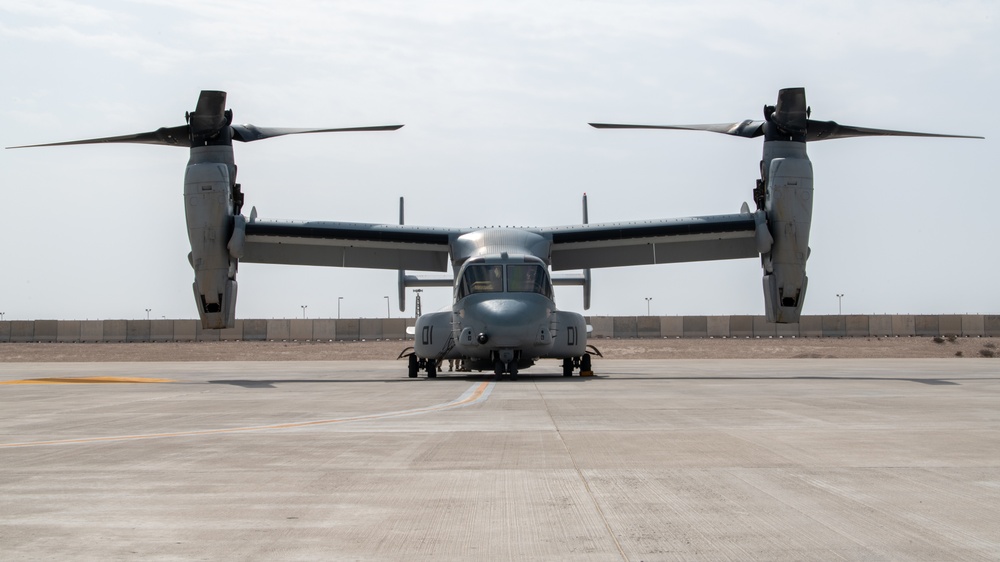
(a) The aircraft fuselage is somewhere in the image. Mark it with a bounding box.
[412,249,588,376]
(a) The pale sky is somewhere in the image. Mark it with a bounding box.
[2,0,997,321]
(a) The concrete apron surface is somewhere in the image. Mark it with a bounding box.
[1,359,998,561]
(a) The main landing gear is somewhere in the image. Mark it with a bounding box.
[401,348,437,378]
[562,347,600,376]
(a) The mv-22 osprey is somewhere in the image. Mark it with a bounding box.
[10,88,980,378]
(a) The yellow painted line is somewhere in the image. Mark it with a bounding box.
[0,376,175,385]
[0,381,494,449]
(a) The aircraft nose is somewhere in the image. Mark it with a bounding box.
[464,299,547,346]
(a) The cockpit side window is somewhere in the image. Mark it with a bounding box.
[457,264,504,299]
[507,264,552,298]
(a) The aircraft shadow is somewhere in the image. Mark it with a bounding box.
[207,374,984,389]
[208,373,603,388]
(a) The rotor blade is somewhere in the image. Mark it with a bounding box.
[6,125,192,149]
[589,120,764,138]
[230,124,404,142]
[806,120,984,141]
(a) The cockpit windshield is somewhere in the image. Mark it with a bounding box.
[458,264,504,297]
[456,263,553,300]
[506,264,552,298]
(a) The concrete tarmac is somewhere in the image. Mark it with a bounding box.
[1,359,998,561]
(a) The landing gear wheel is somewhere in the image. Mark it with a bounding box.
[494,360,504,378]
[408,355,418,378]
[509,363,518,380]
[562,358,574,377]
[427,359,437,378]
[580,353,592,373]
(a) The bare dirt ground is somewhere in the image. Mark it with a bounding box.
[1,337,997,362]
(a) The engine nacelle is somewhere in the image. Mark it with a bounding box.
[413,311,454,359]
[542,310,588,358]
[761,150,813,323]
[184,161,239,329]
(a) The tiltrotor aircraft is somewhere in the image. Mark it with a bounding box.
[9,88,980,378]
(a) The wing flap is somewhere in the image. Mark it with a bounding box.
[243,221,453,272]
[544,214,759,270]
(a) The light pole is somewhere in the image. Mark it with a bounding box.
[413,288,423,317]
[645,297,653,316]
[836,293,844,315]
[300,305,308,319]
[145,308,151,320]
[338,297,343,319]
[384,296,390,318]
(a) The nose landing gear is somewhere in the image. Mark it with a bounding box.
[492,349,519,380]
[493,360,518,380]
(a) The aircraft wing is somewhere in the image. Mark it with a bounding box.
[242,220,456,271]
[539,213,760,271]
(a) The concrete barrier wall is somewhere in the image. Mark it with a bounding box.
[219,320,244,342]
[730,316,754,338]
[892,315,916,337]
[359,319,382,341]
[869,315,893,337]
[313,319,336,341]
[962,315,985,337]
[126,320,150,343]
[914,315,940,337]
[660,317,683,338]
[753,317,777,337]
[0,315,998,343]
[939,315,962,336]
[613,317,637,339]
[151,320,174,342]
[103,320,126,342]
[174,320,197,342]
[986,316,1000,337]
[196,323,220,342]
[383,319,408,340]
[588,316,613,338]
[33,320,57,343]
[266,320,290,341]
[57,321,81,342]
[683,316,708,338]
[10,321,34,342]
[242,319,267,341]
[706,316,729,338]
[290,319,313,341]
[336,319,360,341]
[81,321,103,342]
[799,316,822,337]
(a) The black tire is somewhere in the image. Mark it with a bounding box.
[562,358,574,377]
[408,355,418,378]
[581,354,592,372]
[427,359,437,378]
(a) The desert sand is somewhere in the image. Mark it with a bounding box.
[1,336,997,362]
